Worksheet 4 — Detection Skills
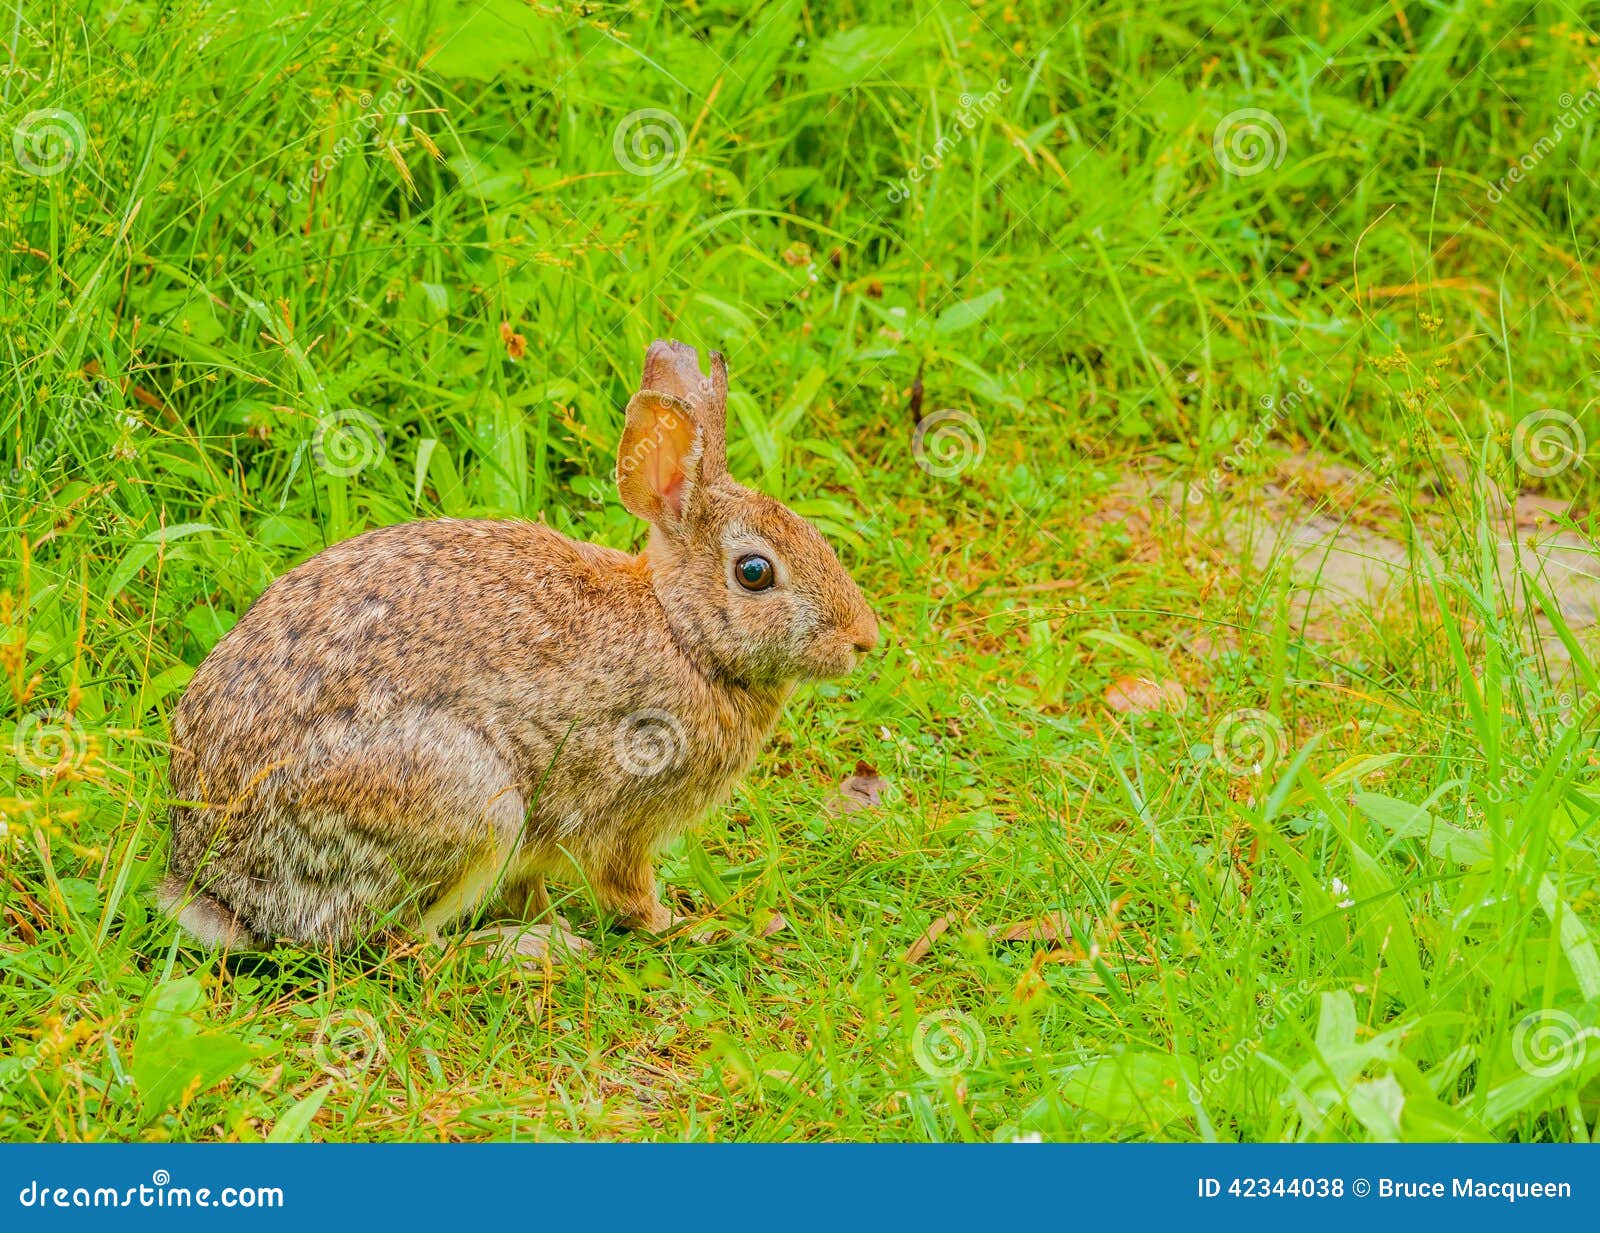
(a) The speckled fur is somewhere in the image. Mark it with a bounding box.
[163,341,877,948]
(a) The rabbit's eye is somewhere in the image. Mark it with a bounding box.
[735,553,776,592]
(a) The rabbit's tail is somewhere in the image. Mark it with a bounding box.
[159,875,263,950]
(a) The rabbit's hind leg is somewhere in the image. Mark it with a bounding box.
[415,795,595,966]
[417,784,530,939]
[449,850,597,966]
[160,876,263,950]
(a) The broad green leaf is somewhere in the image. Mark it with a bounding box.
[424,0,559,80]
[934,289,1005,335]
[267,1086,330,1142]
[1355,792,1489,865]
[809,26,927,89]
[103,524,221,601]
[1346,1074,1404,1141]
[133,977,273,1118]
[1053,1051,1198,1128]
[1537,877,1600,1001]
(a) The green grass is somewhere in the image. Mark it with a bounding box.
[3,0,1599,1141]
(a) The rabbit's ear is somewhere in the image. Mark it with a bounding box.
[699,350,729,478]
[639,339,728,479]
[617,391,704,529]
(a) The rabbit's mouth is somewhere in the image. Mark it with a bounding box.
[804,636,874,681]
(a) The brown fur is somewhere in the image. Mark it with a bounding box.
[163,340,877,948]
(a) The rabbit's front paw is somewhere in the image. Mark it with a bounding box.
[465,922,595,968]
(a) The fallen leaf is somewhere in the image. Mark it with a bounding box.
[758,910,788,938]
[826,760,888,815]
[903,914,953,964]
[903,912,1072,964]
[987,911,1072,947]
[1104,675,1188,714]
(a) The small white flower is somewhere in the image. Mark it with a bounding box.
[1329,877,1354,909]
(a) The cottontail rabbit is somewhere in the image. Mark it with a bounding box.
[162,340,878,960]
